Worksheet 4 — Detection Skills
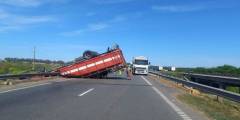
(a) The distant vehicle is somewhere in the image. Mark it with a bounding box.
[149,65,160,71]
[159,66,163,71]
[132,56,149,75]
[163,66,176,71]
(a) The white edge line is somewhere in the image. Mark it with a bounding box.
[152,87,192,120]
[141,76,152,86]
[0,82,51,94]
[78,88,95,97]
[53,79,71,83]
[142,76,192,120]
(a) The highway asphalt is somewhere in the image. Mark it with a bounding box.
[0,74,202,120]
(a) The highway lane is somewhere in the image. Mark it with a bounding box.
[0,75,191,120]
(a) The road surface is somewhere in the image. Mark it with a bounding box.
[0,75,205,120]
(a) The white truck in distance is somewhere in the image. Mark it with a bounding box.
[132,56,149,75]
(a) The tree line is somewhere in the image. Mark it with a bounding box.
[177,65,240,77]
[4,57,65,65]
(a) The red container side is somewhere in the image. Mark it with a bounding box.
[58,49,126,77]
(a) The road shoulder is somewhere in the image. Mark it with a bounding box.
[146,74,209,120]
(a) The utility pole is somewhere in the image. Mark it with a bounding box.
[32,46,36,71]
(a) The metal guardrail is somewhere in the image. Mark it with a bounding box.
[149,71,240,103]
[0,72,59,81]
[184,73,240,86]
[184,73,240,80]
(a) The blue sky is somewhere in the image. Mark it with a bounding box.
[0,0,240,67]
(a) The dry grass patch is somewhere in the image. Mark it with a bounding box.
[178,94,240,120]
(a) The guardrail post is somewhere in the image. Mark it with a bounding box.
[219,83,226,90]
[4,79,13,85]
[215,95,223,103]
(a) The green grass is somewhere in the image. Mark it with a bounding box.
[226,87,240,94]
[178,94,240,120]
[160,71,185,78]
[176,65,240,78]
[0,61,61,75]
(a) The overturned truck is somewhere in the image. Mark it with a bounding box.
[58,47,126,78]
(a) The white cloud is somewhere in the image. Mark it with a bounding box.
[110,15,127,22]
[86,12,96,17]
[61,23,108,36]
[0,0,69,7]
[88,23,108,31]
[152,5,206,12]
[88,0,135,4]
[9,16,55,25]
[0,10,55,32]
[0,10,10,19]
[0,0,44,7]
[152,1,238,13]
[60,15,127,36]
[60,30,83,36]
[0,26,20,32]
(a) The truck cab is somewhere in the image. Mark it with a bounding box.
[132,56,149,75]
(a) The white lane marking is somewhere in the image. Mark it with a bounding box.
[53,79,71,83]
[141,76,152,86]
[152,87,192,120]
[78,88,95,97]
[142,76,192,120]
[0,83,51,94]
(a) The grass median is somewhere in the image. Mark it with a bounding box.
[178,93,240,120]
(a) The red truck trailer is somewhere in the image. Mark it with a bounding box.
[58,48,126,78]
